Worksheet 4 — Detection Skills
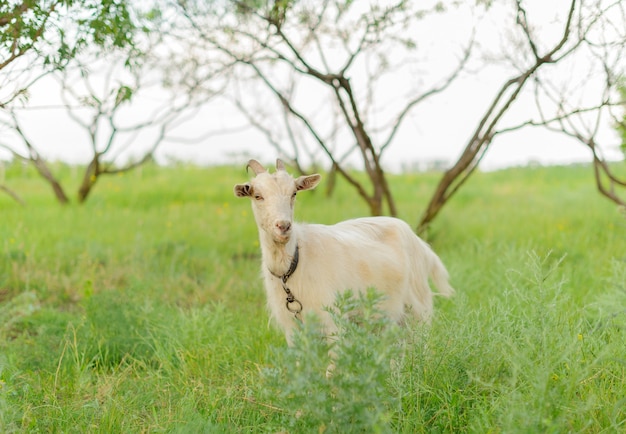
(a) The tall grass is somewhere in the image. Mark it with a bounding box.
[0,162,625,432]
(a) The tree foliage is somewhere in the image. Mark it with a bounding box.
[0,0,139,108]
[0,0,137,64]
[0,1,148,204]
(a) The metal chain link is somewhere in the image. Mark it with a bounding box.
[281,275,303,317]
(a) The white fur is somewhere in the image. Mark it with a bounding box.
[235,160,454,344]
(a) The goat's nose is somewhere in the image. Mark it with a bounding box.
[275,220,291,233]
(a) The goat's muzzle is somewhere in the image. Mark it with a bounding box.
[274,220,292,243]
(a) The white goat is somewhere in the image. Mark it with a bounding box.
[234,159,454,344]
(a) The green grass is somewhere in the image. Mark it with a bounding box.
[1,161,625,432]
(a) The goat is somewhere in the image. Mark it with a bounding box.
[234,159,454,344]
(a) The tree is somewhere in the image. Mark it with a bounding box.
[170,0,472,216]
[1,1,226,204]
[0,0,138,203]
[0,44,222,203]
[417,0,626,231]
[1,0,137,106]
[169,0,625,229]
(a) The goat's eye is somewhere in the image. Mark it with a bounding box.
[254,194,264,201]
[292,192,297,198]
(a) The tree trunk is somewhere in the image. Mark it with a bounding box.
[78,157,99,203]
[325,162,337,198]
[417,142,486,232]
[0,184,25,206]
[31,158,70,204]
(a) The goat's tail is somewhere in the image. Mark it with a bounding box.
[428,250,455,297]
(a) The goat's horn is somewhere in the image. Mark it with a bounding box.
[246,159,267,175]
[276,158,286,171]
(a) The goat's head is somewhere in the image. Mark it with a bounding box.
[234,159,321,244]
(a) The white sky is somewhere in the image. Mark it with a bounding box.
[0,0,623,173]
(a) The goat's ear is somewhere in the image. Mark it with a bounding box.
[234,183,252,197]
[295,174,321,191]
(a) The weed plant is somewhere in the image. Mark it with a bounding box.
[255,289,402,433]
[391,252,626,433]
[252,254,626,433]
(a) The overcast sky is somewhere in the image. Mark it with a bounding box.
[1,0,623,172]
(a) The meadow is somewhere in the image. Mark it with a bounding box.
[0,161,625,433]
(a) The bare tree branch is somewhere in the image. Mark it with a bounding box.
[173,0,461,216]
[381,31,475,153]
[418,0,586,231]
[3,111,70,203]
[0,183,25,205]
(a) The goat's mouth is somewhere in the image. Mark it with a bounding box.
[273,229,292,244]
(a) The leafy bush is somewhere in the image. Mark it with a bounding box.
[255,289,403,433]
[393,252,626,432]
[253,253,626,433]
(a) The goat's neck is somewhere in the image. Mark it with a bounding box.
[259,229,298,277]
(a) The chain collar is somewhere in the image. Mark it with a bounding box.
[269,244,303,318]
[269,243,299,280]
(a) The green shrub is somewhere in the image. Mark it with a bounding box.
[393,252,626,433]
[255,289,403,433]
[249,253,626,433]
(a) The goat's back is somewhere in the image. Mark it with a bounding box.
[263,216,454,340]
[291,217,446,312]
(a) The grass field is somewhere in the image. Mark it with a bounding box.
[1,162,625,433]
